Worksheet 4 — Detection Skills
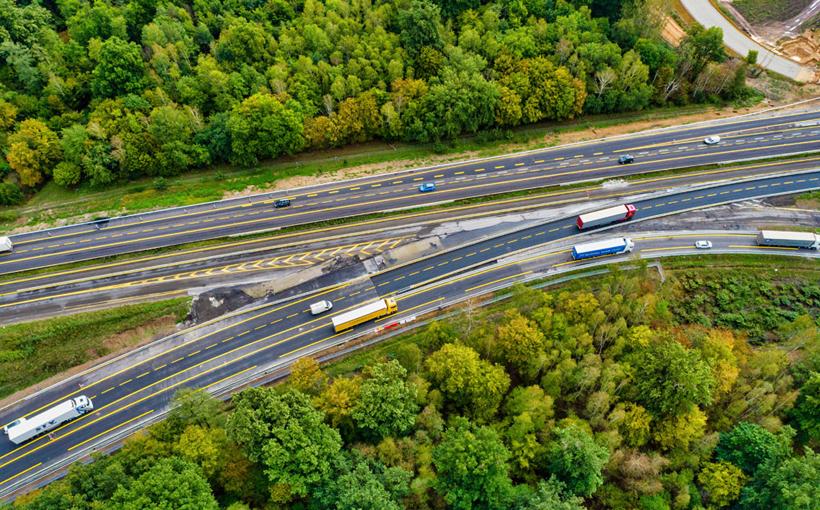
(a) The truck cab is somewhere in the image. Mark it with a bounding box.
[0,236,13,254]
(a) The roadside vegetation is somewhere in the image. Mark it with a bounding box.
[13,264,819,509]
[0,298,189,400]
[1,0,756,214]
[732,0,813,24]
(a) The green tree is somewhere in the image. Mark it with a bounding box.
[397,0,443,55]
[740,449,820,510]
[698,461,746,508]
[352,360,418,440]
[513,477,585,510]
[629,339,715,417]
[289,357,328,395]
[53,161,82,187]
[311,454,411,510]
[790,372,820,446]
[227,93,305,167]
[91,37,147,99]
[495,310,547,379]
[544,425,610,497]
[716,422,792,475]
[109,457,218,510]
[226,388,342,503]
[425,343,510,421]
[432,417,514,509]
[6,119,61,188]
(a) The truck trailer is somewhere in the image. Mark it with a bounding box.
[576,204,637,229]
[572,237,635,260]
[757,230,820,250]
[0,236,12,253]
[331,298,398,333]
[5,395,94,445]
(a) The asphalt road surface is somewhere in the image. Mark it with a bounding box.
[4,155,820,322]
[0,170,818,498]
[2,109,819,276]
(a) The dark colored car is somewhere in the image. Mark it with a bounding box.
[617,154,634,164]
[274,199,291,208]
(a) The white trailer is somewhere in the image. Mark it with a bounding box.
[576,204,636,229]
[0,236,12,253]
[5,395,93,445]
[572,237,635,260]
[757,230,820,250]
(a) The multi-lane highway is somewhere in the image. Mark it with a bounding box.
[1,169,818,497]
[4,155,820,322]
[3,109,820,275]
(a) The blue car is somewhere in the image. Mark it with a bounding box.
[419,182,437,193]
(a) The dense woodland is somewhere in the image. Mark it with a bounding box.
[11,269,819,509]
[0,0,751,202]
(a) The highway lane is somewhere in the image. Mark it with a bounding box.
[0,171,819,496]
[369,171,820,293]
[6,155,820,320]
[2,109,820,275]
[0,235,410,324]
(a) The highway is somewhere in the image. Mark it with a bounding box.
[0,170,818,497]
[4,156,820,323]
[2,109,820,275]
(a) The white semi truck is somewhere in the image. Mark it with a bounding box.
[571,237,635,260]
[4,395,94,445]
[757,230,820,250]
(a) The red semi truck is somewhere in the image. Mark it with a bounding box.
[576,204,637,230]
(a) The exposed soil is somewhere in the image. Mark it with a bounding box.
[0,315,181,411]
[662,17,687,46]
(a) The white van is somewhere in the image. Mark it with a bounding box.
[0,236,12,253]
[309,300,333,315]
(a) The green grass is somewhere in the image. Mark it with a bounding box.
[733,0,812,24]
[0,105,720,234]
[0,298,191,399]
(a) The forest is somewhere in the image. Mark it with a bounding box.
[10,268,819,509]
[0,0,750,202]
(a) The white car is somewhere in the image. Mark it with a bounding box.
[309,300,333,315]
[695,240,713,249]
[703,135,721,145]
[0,236,12,253]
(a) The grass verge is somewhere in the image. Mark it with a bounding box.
[2,104,737,233]
[0,298,190,400]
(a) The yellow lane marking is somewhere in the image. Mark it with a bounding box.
[0,462,42,486]
[16,115,813,250]
[67,410,154,451]
[1,283,348,430]
[728,245,797,251]
[7,147,820,278]
[465,272,533,292]
[640,246,693,252]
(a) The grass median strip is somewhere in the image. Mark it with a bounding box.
[0,298,190,400]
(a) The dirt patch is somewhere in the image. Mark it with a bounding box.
[662,16,688,46]
[0,315,181,410]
